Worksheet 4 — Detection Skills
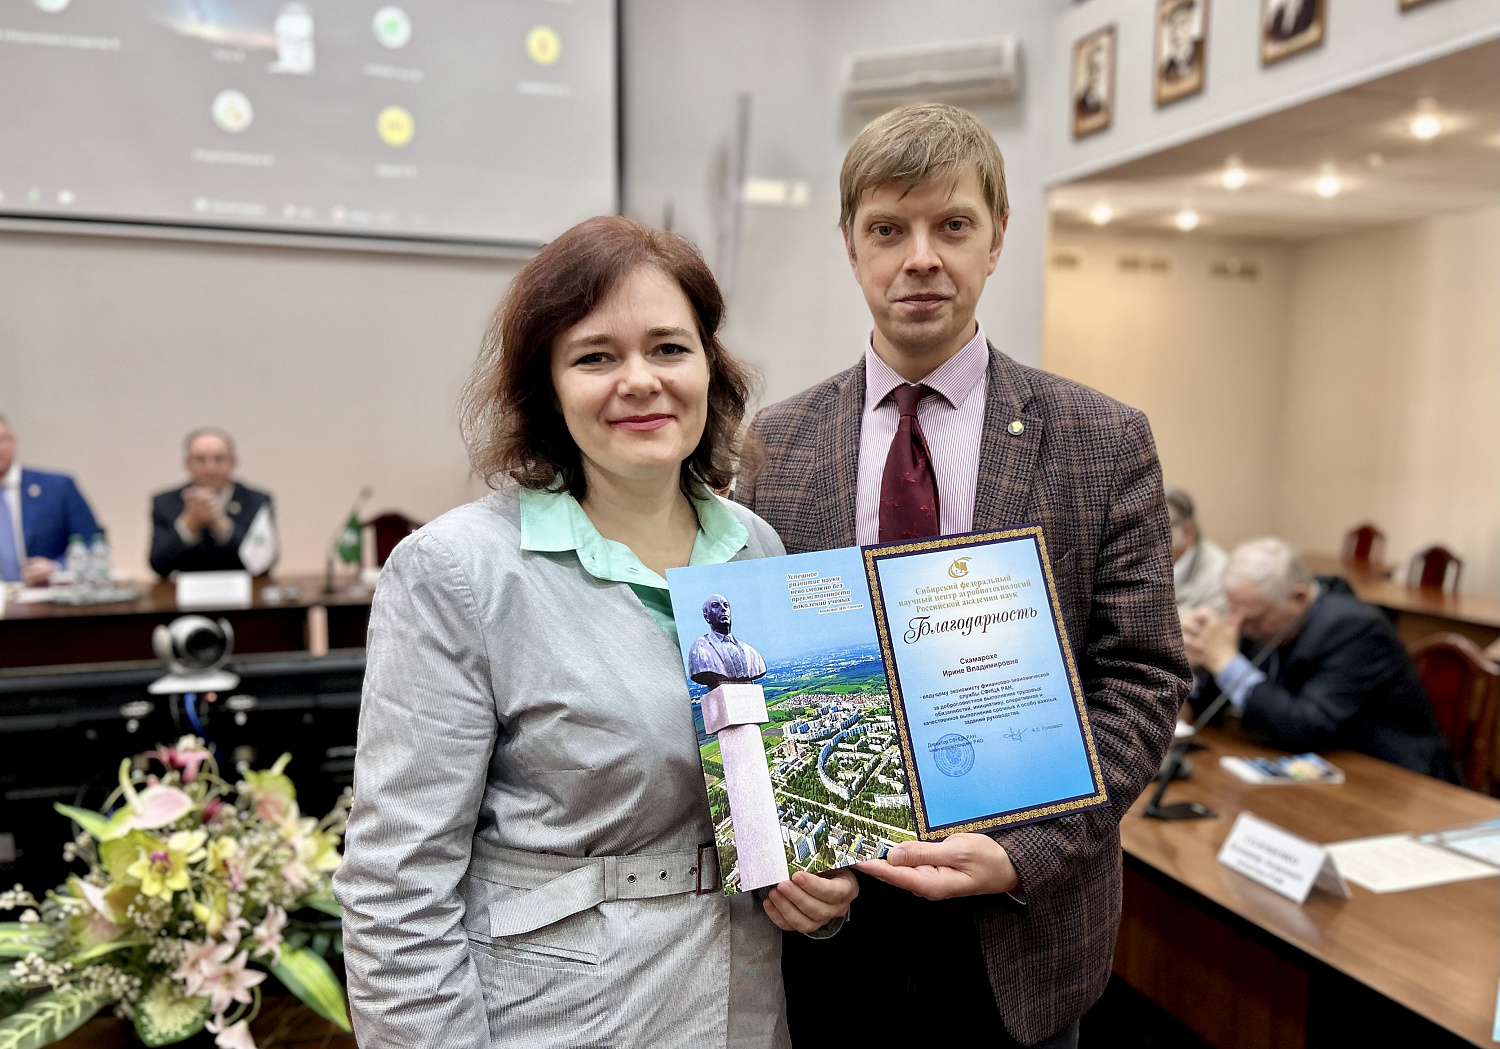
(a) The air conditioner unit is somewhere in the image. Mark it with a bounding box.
[842,36,1022,108]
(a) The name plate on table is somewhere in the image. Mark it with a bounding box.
[1217,811,1351,904]
[864,527,1108,837]
[176,570,252,610]
[665,526,1106,894]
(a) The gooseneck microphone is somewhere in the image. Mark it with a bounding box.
[1143,609,1310,820]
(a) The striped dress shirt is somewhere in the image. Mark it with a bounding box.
[855,323,990,546]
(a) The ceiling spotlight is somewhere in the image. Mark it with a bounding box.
[1314,166,1342,198]
[1221,156,1248,190]
[1409,98,1442,140]
[1174,209,1200,232]
[1088,203,1114,225]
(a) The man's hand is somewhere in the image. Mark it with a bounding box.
[22,557,59,587]
[180,487,232,542]
[1181,607,1241,675]
[857,833,1019,900]
[763,869,858,934]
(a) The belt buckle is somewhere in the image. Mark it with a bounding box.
[695,842,720,895]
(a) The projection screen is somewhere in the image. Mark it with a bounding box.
[0,0,617,250]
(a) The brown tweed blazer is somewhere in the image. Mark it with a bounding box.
[738,345,1191,1043]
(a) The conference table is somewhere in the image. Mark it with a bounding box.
[1116,724,1499,1048]
[0,574,374,670]
[1303,554,1500,649]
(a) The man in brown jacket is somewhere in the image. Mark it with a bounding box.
[737,104,1190,1047]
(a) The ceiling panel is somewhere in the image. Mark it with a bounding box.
[1051,40,1500,243]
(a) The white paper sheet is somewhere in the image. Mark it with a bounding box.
[1325,833,1500,893]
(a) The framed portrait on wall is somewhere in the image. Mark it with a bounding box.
[1261,0,1324,65]
[1155,0,1208,106]
[1072,25,1116,139]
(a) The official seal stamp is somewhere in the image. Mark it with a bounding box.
[931,733,976,778]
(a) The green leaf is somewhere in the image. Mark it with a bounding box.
[0,972,22,1020]
[70,936,149,963]
[52,804,108,840]
[51,804,133,843]
[0,988,113,1049]
[133,978,211,1046]
[298,892,342,918]
[270,946,350,1032]
[0,926,55,960]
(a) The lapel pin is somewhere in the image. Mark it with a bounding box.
[1007,420,1025,435]
[228,501,242,514]
[27,483,41,497]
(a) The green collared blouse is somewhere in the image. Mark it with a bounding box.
[517,485,750,643]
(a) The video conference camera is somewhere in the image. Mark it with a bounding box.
[148,615,242,696]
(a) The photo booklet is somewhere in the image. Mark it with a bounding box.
[666,526,1108,894]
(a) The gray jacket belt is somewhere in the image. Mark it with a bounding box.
[470,839,723,939]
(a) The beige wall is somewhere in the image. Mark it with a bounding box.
[1043,229,1293,550]
[1278,206,1500,595]
[1043,205,1500,596]
[0,233,513,580]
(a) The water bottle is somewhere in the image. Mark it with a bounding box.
[65,534,89,596]
[88,533,111,598]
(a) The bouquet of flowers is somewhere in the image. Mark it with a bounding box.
[0,737,349,1049]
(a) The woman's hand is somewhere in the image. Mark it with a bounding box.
[762,869,858,934]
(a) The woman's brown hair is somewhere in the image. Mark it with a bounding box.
[459,215,756,500]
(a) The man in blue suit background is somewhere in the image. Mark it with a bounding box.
[0,415,101,585]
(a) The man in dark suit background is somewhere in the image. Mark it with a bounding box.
[1183,537,1460,782]
[0,414,101,585]
[738,103,1190,1048]
[150,428,277,578]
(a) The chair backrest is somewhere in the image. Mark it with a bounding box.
[1407,546,1462,592]
[365,512,421,567]
[1409,633,1499,795]
[1341,523,1385,566]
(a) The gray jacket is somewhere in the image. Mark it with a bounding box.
[335,491,791,1048]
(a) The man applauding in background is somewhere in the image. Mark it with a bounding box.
[150,428,277,578]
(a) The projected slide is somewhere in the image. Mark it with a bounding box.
[0,0,616,247]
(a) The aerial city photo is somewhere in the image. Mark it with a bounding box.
[695,643,918,893]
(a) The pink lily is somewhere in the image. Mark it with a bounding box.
[201,796,227,823]
[205,1016,258,1049]
[175,939,232,997]
[200,949,266,1015]
[250,906,287,964]
[217,899,251,948]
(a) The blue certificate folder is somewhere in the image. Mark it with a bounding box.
[864,527,1107,836]
[666,526,1106,889]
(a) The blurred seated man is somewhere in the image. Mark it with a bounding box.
[150,428,277,578]
[0,414,101,585]
[1183,537,1460,782]
[1167,487,1226,614]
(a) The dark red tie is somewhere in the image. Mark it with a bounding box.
[879,384,941,542]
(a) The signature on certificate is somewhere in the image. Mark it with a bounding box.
[1003,727,1027,743]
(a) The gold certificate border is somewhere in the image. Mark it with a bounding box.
[862,526,1109,840]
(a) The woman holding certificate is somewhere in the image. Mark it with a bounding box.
[335,216,857,1049]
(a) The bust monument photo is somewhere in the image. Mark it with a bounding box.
[688,594,767,688]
